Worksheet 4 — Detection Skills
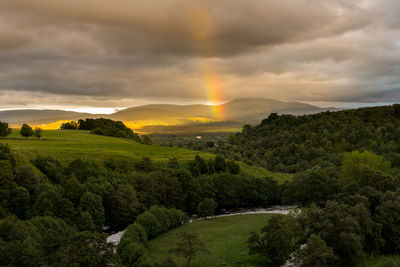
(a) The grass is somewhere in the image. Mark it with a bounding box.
[239,162,292,183]
[1,130,215,162]
[1,130,291,182]
[146,214,272,266]
[139,124,242,134]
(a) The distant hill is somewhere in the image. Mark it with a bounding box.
[110,98,333,123]
[109,104,213,121]
[218,98,333,123]
[0,99,336,129]
[0,110,96,125]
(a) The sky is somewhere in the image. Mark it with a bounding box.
[0,0,399,113]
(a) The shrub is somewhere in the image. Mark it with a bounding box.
[136,211,161,238]
[197,198,217,217]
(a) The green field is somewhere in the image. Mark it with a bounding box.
[146,214,272,266]
[1,130,291,182]
[239,162,291,183]
[1,130,215,162]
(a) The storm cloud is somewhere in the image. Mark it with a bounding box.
[0,0,399,109]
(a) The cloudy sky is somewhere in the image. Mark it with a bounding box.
[0,0,399,112]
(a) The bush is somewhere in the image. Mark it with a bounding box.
[197,198,217,217]
[136,211,161,238]
[117,241,148,267]
[121,223,148,245]
[148,206,187,231]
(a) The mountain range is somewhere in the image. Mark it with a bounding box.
[0,99,337,129]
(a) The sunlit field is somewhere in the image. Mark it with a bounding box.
[2,130,214,162]
[1,129,291,182]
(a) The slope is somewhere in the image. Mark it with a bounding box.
[0,130,291,181]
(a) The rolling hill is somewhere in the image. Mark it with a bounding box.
[0,109,96,125]
[0,99,336,132]
[0,129,291,182]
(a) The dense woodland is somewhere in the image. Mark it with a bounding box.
[2,106,400,266]
[194,105,400,173]
[0,140,280,266]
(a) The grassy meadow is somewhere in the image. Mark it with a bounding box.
[1,130,214,162]
[146,214,272,266]
[0,129,291,181]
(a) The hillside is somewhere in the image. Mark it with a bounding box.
[110,98,330,124]
[208,104,400,173]
[219,98,328,122]
[0,109,95,125]
[0,129,290,181]
[0,99,333,132]
[1,130,212,162]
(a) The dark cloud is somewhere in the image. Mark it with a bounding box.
[0,0,372,56]
[0,0,399,109]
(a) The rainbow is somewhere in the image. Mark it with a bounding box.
[204,68,224,120]
[190,6,225,121]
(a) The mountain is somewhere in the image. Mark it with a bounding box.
[0,99,337,128]
[109,104,213,121]
[218,98,331,123]
[110,98,334,124]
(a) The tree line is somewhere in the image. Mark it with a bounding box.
[0,121,42,139]
[61,118,152,144]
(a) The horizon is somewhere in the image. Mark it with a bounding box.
[0,99,398,115]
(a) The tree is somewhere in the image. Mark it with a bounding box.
[111,185,141,228]
[20,124,33,138]
[341,151,391,186]
[376,192,400,253]
[0,122,12,138]
[247,215,301,267]
[297,202,366,265]
[226,160,240,174]
[60,121,78,130]
[33,127,42,139]
[283,168,338,205]
[118,241,147,266]
[9,186,30,219]
[169,232,208,267]
[142,135,152,145]
[190,155,208,176]
[197,198,217,217]
[135,211,161,238]
[15,165,39,194]
[214,155,226,172]
[79,192,105,230]
[140,157,154,172]
[293,235,336,267]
